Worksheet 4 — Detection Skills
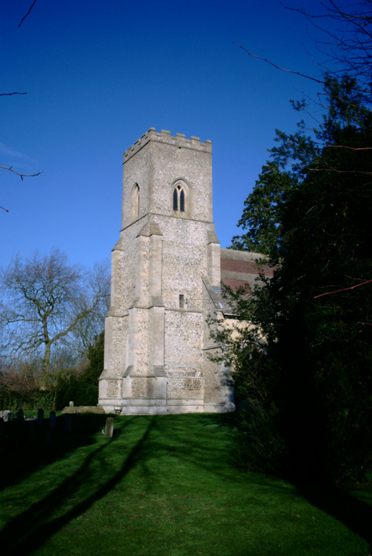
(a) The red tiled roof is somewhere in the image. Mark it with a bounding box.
[220,248,273,291]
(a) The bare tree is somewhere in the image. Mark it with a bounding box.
[69,262,111,357]
[284,0,372,87]
[0,250,109,383]
[238,1,371,99]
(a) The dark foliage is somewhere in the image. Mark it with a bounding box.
[225,76,372,485]
[55,332,104,409]
[0,332,104,411]
[0,366,54,411]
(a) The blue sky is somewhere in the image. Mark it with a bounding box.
[1,0,338,270]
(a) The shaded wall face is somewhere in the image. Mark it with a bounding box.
[122,146,152,228]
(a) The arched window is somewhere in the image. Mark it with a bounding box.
[173,183,186,213]
[131,184,140,220]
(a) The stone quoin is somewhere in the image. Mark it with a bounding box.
[98,129,269,415]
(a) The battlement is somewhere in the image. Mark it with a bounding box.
[124,128,212,162]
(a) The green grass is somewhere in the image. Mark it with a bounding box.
[0,414,370,555]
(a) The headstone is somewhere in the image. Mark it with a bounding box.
[63,413,72,433]
[1,410,11,422]
[37,408,44,424]
[69,401,74,407]
[49,410,57,430]
[103,417,114,438]
[47,410,57,446]
[16,408,24,421]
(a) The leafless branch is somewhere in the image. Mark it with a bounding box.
[0,164,41,180]
[328,0,372,39]
[0,206,9,213]
[325,145,372,151]
[281,0,372,86]
[18,0,38,28]
[314,278,372,299]
[236,44,324,84]
[0,92,27,97]
[308,166,372,175]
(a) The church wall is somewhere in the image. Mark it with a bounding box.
[103,315,128,376]
[150,141,212,222]
[151,215,211,311]
[164,310,204,373]
[99,128,235,414]
[113,220,153,312]
[121,143,152,228]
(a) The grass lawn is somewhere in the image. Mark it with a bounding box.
[0,413,370,555]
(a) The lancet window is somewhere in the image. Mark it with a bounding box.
[131,183,140,220]
[173,183,186,213]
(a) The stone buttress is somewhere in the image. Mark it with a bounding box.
[98,129,234,414]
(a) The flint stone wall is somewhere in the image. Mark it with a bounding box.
[99,129,234,414]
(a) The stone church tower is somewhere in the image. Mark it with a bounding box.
[98,128,235,415]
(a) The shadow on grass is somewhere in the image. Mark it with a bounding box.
[150,414,372,550]
[1,413,370,554]
[0,413,245,555]
[0,414,109,491]
[0,417,155,555]
[116,413,237,492]
[296,482,372,551]
[222,411,372,549]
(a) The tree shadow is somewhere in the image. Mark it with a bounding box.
[0,416,155,555]
[152,414,372,550]
[0,413,243,556]
[0,414,110,491]
[2,412,370,555]
[296,481,372,551]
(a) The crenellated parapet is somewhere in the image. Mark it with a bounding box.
[124,128,212,162]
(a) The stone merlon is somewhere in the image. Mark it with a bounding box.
[123,128,212,162]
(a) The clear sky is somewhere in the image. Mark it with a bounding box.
[1,0,339,270]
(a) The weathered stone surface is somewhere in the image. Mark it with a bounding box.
[98,129,234,415]
[62,406,105,414]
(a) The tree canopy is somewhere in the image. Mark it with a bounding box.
[220,74,372,485]
[0,250,109,381]
[231,74,371,256]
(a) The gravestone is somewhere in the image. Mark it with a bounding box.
[104,417,114,438]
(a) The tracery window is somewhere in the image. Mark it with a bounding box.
[173,183,186,213]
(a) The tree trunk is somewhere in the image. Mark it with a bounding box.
[41,341,51,390]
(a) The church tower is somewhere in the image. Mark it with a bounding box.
[98,129,234,414]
